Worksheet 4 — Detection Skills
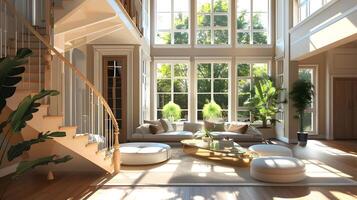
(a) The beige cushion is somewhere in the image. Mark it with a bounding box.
[209,131,263,142]
[204,121,225,132]
[227,124,248,133]
[160,119,175,132]
[120,142,171,165]
[248,144,293,157]
[250,157,306,183]
[183,122,202,133]
[135,124,151,134]
[149,124,165,134]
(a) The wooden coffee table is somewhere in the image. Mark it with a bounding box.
[181,139,257,165]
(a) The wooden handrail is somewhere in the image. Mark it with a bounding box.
[4,0,121,173]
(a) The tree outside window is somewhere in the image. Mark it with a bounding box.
[197,62,229,121]
[156,63,189,120]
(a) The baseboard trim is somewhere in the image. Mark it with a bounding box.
[0,163,19,177]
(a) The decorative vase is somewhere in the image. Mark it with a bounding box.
[297,132,308,146]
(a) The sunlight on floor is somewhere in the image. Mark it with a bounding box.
[309,141,357,157]
[303,159,352,178]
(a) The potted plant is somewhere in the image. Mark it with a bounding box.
[244,76,284,139]
[162,101,181,122]
[202,101,223,121]
[289,79,314,146]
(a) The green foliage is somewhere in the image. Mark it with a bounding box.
[8,90,59,134]
[0,48,32,113]
[202,101,222,121]
[289,79,314,132]
[7,132,66,161]
[14,155,72,178]
[162,101,182,122]
[245,76,282,128]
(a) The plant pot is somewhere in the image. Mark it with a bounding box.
[257,126,276,140]
[202,136,212,143]
[297,132,308,146]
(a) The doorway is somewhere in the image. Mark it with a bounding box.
[333,78,357,139]
[103,56,127,143]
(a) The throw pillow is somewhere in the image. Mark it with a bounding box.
[160,119,175,132]
[183,122,203,133]
[204,121,225,132]
[246,125,263,135]
[227,124,248,134]
[135,123,151,134]
[144,120,161,126]
[149,124,165,134]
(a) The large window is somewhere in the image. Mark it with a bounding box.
[196,0,231,45]
[155,0,190,45]
[236,62,268,122]
[156,62,189,120]
[141,58,150,122]
[196,62,230,121]
[298,0,331,22]
[236,0,270,45]
[298,66,317,134]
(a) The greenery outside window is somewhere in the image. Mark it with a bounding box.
[298,66,317,135]
[155,0,190,45]
[196,61,230,121]
[236,0,270,45]
[196,0,231,46]
[156,62,189,120]
[298,0,331,22]
[237,62,268,122]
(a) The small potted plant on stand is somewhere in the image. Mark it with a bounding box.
[162,101,182,122]
[201,101,223,143]
[289,79,314,146]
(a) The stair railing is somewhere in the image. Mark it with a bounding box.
[1,0,121,173]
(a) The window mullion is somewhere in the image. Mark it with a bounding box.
[250,0,253,44]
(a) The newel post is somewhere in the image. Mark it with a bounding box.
[113,129,121,173]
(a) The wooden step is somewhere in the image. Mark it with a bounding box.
[22,72,44,82]
[17,81,43,91]
[59,126,77,136]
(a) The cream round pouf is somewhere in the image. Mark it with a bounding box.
[120,142,171,165]
[248,144,293,157]
[250,156,306,183]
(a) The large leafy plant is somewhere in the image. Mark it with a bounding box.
[162,101,181,122]
[289,79,314,133]
[0,48,72,178]
[202,101,222,121]
[245,76,284,128]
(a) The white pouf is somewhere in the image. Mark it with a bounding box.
[248,144,293,157]
[250,156,306,183]
[120,142,171,165]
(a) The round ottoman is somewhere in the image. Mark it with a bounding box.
[120,142,171,165]
[248,144,293,157]
[250,156,306,183]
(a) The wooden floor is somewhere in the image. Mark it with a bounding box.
[1,140,356,200]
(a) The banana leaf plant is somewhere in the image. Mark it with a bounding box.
[0,48,72,179]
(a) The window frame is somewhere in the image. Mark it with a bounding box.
[297,0,332,23]
[298,65,318,135]
[236,0,272,47]
[195,59,232,121]
[195,0,232,47]
[154,60,191,121]
[154,0,191,47]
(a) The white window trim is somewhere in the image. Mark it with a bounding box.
[295,0,337,26]
[194,59,232,122]
[194,0,232,47]
[154,0,191,46]
[154,60,191,121]
[298,64,318,135]
[236,0,272,46]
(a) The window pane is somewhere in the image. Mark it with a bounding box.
[174,13,189,29]
[157,13,171,29]
[197,94,211,109]
[214,94,228,109]
[174,0,189,12]
[181,111,189,121]
[214,30,228,44]
[214,15,228,27]
[253,0,268,12]
[237,0,251,12]
[157,94,171,109]
[157,0,171,12]
[237,32,250,44]
[197,14,211,27]
[252,63,268,76]
[237,63,250,77]
[174,79,188,92]
[300,3,307,21]
[197,0,211,13]
[252,13,268,30]
[157,111,163,119]
[237,111,250,122]
[174,64,188,77]
[214,80,228,92]
[303,112,313,132]
[197,64,211,78]
[174,32,189,44]
[197,111,204,120]
[156,32,171,44]
[310,0,322,14]
[237,12,250,30]
[214,0,229,12]
[197,30,212,44]
[214,63,228,78]
[253,32,267,44]
[299,68,313,82]
[238,79,251,106]
[174,94,188,109]
[197,79,211,92]
[157,64,171,78]
[157,79,171,92]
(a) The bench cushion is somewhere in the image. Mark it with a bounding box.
[120,142,171,165]
[248,144,293,157]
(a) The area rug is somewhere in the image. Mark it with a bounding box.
[93,147,357,187]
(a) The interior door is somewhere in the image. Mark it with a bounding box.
[353,80,357,139]
[103,56,127,143]
[333,78,355,139]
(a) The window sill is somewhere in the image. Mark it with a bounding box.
[194,44,232,48]
[236,44,273,48]
[152,44,191,49]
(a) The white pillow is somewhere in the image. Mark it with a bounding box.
[246,125,262,135]
[183,122,202,133]
[135,124,151,134]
